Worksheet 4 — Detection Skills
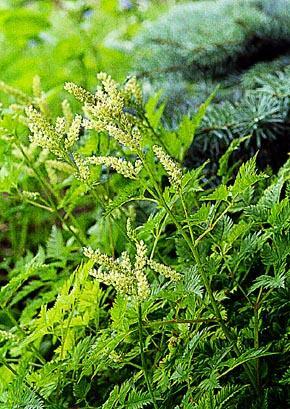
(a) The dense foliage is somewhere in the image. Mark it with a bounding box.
[0,1,289,409]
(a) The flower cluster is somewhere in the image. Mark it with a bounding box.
[153,145,183,189]
[148,259,181,281]
[61,99,73,125]
[32,75,48,115]
[88,156,142,179]
[64,114,82,150]
[0,330,17,342]
[25,105,91,181]
[84,221,181,301]
[124,76,143,105]
[63,82,96,105]
[73,154,90,182]
[84,247,143,298]
[26,106,82,158]
[65,73,143,152]
[21,191,40,201]
[26,106,64,156]
[134,240,149,300]
[26,74,146,184]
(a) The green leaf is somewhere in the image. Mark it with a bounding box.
[46,225,66,260]
[127,390,152,409]
[0,163,20,192]
[181,160,208,194]
[73,378,90,402]
[181,266,204,297]
[268,198,290,232]
[202,184,229,202]
[238,231,267,261]
[249,272,286,294]
[218,347,275,378]
[178,88,217,159]
[245,177,286,224]
[145,90,165,130]
[231,155,267,197]
[102,385,119,409]
[218,135,250,181]
[0,9,49,40]
[212,215,234,242]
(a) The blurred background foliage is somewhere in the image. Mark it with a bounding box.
[0,0,171,112]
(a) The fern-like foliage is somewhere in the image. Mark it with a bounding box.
[0,72,289,409]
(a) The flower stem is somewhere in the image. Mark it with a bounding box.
[145,318,217,327]
[18,143,85,246]
[138,304,158,409]
[140,149,258,392]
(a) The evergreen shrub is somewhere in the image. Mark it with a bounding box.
[132,0,290,172]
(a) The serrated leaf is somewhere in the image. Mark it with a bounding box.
[46,225,66,260]
[73,378,90,401]
[238,231,267,260]
[212,215,233,242]
[127,390,152,409]
[249,272,286,294]
[181,266,204,297]
[268,198,290,232]
[104,180,142,216]
[202,184,229,202]
[218,135,250,180]
[218,347,275,378]
[232,155,267,197]
[102,385,119,409]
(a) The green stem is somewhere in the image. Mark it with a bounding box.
[254,304,260,389]
[254,287,263,391]
[22,199,53,212]
[144,318,217,327]
[180,189,195,244]
[18,144,85,247]
[138,304,158,409]
[149,212,168,260]
[2,306,46,365]
[140,149,258,392]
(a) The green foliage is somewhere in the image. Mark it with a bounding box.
[0,0,168,113]
[0,31,289,409]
